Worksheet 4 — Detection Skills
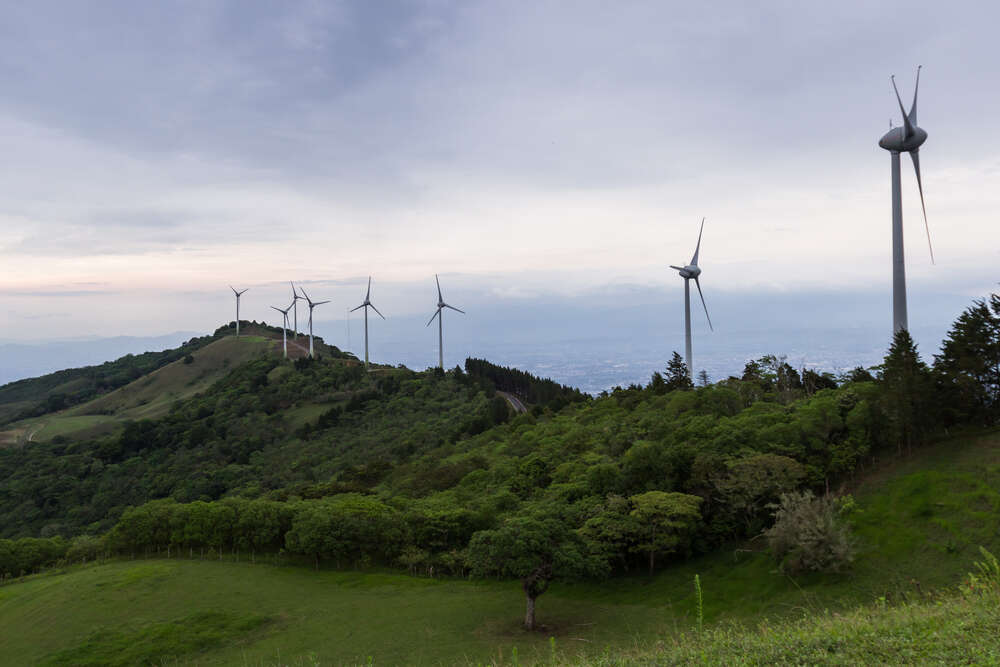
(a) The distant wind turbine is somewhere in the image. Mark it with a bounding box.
[350,276,385,370]
[878,65,933,333]
[290,282,304,339]
[270,302,294,358]
[299,288,330,358]
[230,286,248,337]
[426,274,464,370]
[670,218,713,380]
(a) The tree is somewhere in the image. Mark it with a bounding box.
[880,329,934,455]
[712,454,807,535]
[580,494,640,571]
[697,370,711,387]
[468,516,606,630]
[628,491,702,574]
[934,294,1000,425]
[665,352,694,392]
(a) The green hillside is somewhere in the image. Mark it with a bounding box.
[0,324,349,447]
[0,431,997,665]
[0,294,998,662]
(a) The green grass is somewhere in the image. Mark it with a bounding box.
[41,610,271,667]
[2,431,999,665]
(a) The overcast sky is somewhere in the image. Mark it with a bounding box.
[1,0,998,345]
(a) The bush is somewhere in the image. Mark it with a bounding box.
[764,490,855,574]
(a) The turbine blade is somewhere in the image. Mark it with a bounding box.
[435,274,443,301]
[350,304,365,312]
[290,281,298,297]
[230,285,237,295]
[314,300,330,306]
[890,75,914,138]
[691,217,705,266]
[694,277,713,331]
[271,306,282,313]
[669,265,685,271]
[370,304,386,320]
[366,276,372,300]
[910,149,934,264]
[444,304,465,314]
[426,309,441,327]
[300,288,311,303]
[908,65,921,125]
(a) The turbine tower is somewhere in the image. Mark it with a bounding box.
[230,286,248,337]
[670,218,713,380]
[290,282,304,339]
[426,274,464,370]
[350,276,385,370]
[878,66,933,333]
[299,288,330,358]
[270,302,293,358]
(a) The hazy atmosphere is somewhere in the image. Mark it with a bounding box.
[2,1,998,386]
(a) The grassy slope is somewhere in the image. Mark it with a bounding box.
[1,430,998,665]
[0,336,277,445]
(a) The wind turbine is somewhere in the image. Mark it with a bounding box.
[350,276,385,370]
[426,274,464,370]
[299,288,330,358]
[670,218,713,380]
[230,286,248,337]
[878,65,933,333]
[270,302,293,358]
[290,282,304,339]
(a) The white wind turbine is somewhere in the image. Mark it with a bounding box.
[426,274,464,370]
[290,282,304,339]
[670,218,713,380]
[350,276,385,370]
[230,286,248,337]
[878,66,933,333]
[270,302,294,358]
[299,288,330,358]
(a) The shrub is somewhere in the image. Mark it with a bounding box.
[764,490,855,574]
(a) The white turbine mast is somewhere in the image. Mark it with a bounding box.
[878,66,933,333]
[290,282,305,339]
[426,274,464,370]
[350,276,386,370]
[230,286,249,337]
[299,287,330,358]
[270,302,294,358]
[669,218,713,380]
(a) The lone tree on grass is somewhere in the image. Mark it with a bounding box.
[467,516,606,631]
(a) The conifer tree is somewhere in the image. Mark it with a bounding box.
[880,329,934,455]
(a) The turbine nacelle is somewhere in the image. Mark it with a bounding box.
[879,125,927,153]
[671,264,701,280]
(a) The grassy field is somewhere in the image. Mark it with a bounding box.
[2,430,998,665]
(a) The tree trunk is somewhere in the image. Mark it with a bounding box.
[524,594,536,631]
[648,549,655,576]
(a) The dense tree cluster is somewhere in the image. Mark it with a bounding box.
[463,358,587,409]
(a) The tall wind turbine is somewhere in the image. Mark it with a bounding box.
[670,218,713,380]
[426,274,464,370]
[878,66,933,333]
[290,282,304,339]
[230,286,248,337]
[350,276,385,370]
[299,288,330,358]
[270,302,293,358]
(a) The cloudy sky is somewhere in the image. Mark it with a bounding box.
[1,1,998,365]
